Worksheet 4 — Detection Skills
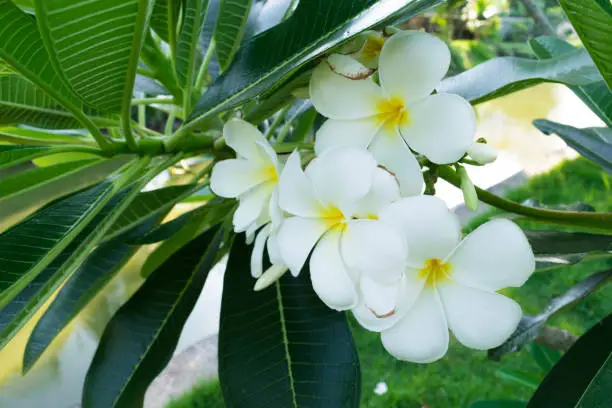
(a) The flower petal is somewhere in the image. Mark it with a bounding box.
[233,182,275,232]
[447,219,535,292]
[267,230,283,265]
[326,53,375,79]
[251,224,272,278]
[401,93,476,164]
[379,196,461,267]
[341,220,406,283]
[314,118,379,156]
[276,216,329,276]
[310,228,358,310]
[352,269,426,333]
[224,119,267,161]
[255,140,279,169]
[309,62,382,119]
[438,282,522,350]
[278,151,322,217]
[352,167,400,218]
[210,159,267,198]
[381,288,449,363]
[306,147,377,211]
[369,127,424,197]
[359,275,401,317]
[379,30,450,103]
[268,187,283,229]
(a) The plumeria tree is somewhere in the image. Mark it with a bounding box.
[0,0,611,407]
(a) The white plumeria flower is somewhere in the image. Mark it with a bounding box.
[310,30,476,196]
[276,147,407,311]
[210,119,285,277]
[352,195,535,363]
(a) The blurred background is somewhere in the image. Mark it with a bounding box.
[0,1,610,407]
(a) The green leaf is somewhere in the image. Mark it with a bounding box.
[532,119,612,173]
[219,234,361,408]
[0,145,56,170]
[150,0,181,48]
[33,0,155,112]
[528,343,561,373]
[0,159,101,202]
[139,200,230,277]
[0,180,118,310]
[214,0,253,71]
[439,49,603,104]
[0,75,82,129]
[558,0,612,90]
[0,127,95,146]
[175,0,210,87]
[0,0,81,111]
[187,0,442,126]
[529,36,612,127]
[527,315,612,407]
[0,158,130,231]
[241,0,293,43]
[525,230,612,257]
[129,204,209,244]
[496,368,541,390]
[82,226,223,408]
[102,184,198,243]
[0,157,159,353]
[23,217,156,371]
[488,269,611,360]
[470,401,527,408]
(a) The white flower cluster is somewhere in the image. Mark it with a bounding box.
[211,30,535,363]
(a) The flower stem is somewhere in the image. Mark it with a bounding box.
[438,165,612,232]
[265,105,291,139]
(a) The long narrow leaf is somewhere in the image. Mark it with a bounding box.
[214,0,252,71]
[175,0,210,87]
[82,226,223,408]
[439,49,603,104]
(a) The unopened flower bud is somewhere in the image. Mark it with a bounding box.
[457,166,478,211]
[467,141,498,164]
[254,264,288,291]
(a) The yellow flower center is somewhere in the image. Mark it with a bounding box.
[361,35,385,60]
[418,258,452,288]
[376,96,410,130]
[261,163,278,182]
[319,206,347,229]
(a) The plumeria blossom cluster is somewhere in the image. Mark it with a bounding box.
[211,30,535,363]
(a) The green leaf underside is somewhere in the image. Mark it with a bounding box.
[0,181,117,310]
[188,0,442,124]
[0,158,100,201]
[525,230,612,256]
[0,157,161,354]
[0,145,55,170]
[214,0,252,71]
[33,0,143,112]
[23,217,156,371]
[559,0,612,90]
[0,0,80,108]
[82,226,223,408]
[0,186,131,351]
[175,0,210,87]
[128,204,209,244]
[150,0,179,45]
[0,127,93,146]
[527,315,612,407]
[532,120,612,174]
[530,36,612,127]
[0,75,82,129]
[489,270,611,360]
[439,49,603,104]
[102,184,197,243]
[219,234,361,408]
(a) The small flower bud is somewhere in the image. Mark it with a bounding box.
[457,166,479,211]
[467,141,498,164]
[254,264,288,291]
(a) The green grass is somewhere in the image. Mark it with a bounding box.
[166,158,612,408]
